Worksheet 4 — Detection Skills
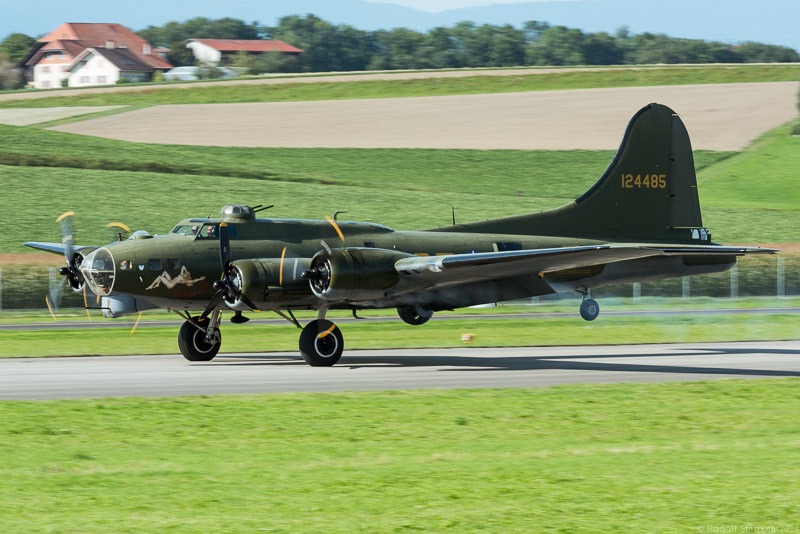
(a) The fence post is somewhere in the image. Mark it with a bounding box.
[777,256,785,298]
[0,268,3,313]
[682,277,690,299]
[730,263,739,299]
[632,283,641,303]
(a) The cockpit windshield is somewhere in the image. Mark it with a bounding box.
[170,223,237,240]
[197,224,219,239]
[172,224,200,236]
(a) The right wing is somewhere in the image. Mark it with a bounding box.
[394,243,777,289]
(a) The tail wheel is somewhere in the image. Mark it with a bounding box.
[397,304,433,325]
[178,318,221,362]
[299,319,343,367]
[580,298,600,321]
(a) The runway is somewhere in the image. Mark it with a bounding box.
[1,341,798,400]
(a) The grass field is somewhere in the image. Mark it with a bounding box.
[1,67,799,533]
[2,380,799,532]
[1,305,798,358]
[0,64,797,253]
[1,64,799,108]
[0,123,796,253]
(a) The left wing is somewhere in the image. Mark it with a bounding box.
[394,244,777,287]
[24,241,97,256]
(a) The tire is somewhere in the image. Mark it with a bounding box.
[397,304,433,326]
[580,299,600,322]
[299,319,344,366]
[178,319,221,362]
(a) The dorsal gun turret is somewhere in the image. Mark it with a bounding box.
[219,204,274,223]
[219,204,256,223]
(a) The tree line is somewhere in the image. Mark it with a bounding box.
[135,15,799,73]
[1,14,798,88]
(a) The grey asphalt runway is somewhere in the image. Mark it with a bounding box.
[2,341,798,400]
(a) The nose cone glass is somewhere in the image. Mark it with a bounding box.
[80,247,116,296]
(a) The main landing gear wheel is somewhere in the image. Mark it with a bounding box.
[178,318,221,362]
[580,298,600,322]
[299,319,344,367]
[397,304,433,325]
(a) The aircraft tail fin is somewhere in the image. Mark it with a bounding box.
[447,103,710,243]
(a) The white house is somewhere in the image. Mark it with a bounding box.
[22,23,171,88]
[66,46,154,87]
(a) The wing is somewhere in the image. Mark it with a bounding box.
[394,244,778,288]
[24,242,97,256]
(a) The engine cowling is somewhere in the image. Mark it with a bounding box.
[224,257,311,310]
[306,248,413,302]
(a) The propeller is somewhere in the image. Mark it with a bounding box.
[43,212,92,320]
[56,211,84,291]
[106,221,131,242]
[199,222,258,321]
[301,215,346,295]
[302,253,332,296]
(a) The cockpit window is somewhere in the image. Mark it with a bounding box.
[196,224,238,240]
[171,223,238,240]
[172,225,200,236]
[199,224,218,239]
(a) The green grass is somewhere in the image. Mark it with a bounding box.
[1,64,798,108]
[698,124,800,242]
[1,309,797,358]
[0,64,796,253]
[2,380,799,532]
[0,120,783,254]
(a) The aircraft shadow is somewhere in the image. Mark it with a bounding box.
[213,345,800,378]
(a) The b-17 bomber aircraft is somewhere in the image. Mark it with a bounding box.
[26,103,776,366]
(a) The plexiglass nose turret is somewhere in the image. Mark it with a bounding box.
[80,247,115,296]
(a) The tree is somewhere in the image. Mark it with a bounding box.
[0,58,23,89]
[487,25,525,67]
[138,15,798,73]
[138,17,260,48]
[526,26,586,66]
[0,33,36,64]
[166,40,196,67]
[582,32,623,65]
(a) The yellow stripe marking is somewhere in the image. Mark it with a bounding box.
[279,247,287,286]
[324,216,345,242]
[130,312,143,335]
[106,221,131,233]
[317,324,337,339]
[56,211,74,223]
[45,295,57,321]
[83,286,92,322]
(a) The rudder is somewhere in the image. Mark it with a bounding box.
[444,103,709,243]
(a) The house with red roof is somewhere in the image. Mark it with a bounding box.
[22,23,172,88]
[186,39,303,66]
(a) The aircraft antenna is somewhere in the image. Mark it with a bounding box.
[253,205,274,213]
[452,207,456,225]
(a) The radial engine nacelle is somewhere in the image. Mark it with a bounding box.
[225,257,312,310]
[305,248,414,302]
